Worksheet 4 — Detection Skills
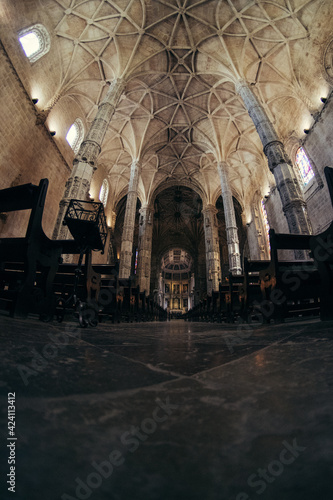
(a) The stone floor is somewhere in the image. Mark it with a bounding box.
[0,314,333,500]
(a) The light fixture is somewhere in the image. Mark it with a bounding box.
[50,131,56,136]
[321,97,327,104]
[32,98,38,104]
[303,129,310,134]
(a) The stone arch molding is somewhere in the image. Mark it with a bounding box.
[323,38,333,86]
[150,178,207,207]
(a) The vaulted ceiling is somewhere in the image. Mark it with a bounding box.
[2,0,332,218]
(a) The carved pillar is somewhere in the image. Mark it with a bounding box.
[53,78,125,239]
[202,205,221,295]
[107,211,117,265]
[236,80,311,238]
[158,272,163,307]
[137,206,153,293]
[119,160,141,279]
[217,162,242,274]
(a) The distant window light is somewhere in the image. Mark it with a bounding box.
[19,32,40,57]
[66,119,84,154]
[134,249,138,275]
[261,200,271,251]
[99,179,109,207]
[18,24,50,63]
[295,147,315,186]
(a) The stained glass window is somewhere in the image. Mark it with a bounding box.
[261,200,270,251]
[295,147,315,186]
[134,249,138,274]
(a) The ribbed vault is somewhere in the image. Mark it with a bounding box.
[4,0,332,214]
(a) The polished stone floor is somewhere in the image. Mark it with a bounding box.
[0,315,333,500]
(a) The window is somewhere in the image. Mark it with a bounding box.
[18,24,50,63]
[66,119,84,154]
[99,179,109,207]
[295,147,315,186]
[261,200,270,251]
[134,249,138,275]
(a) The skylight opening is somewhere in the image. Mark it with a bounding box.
[66,119,84,154]
[99,179,109,207]
[66,124,78,149]
[19,32,40,58]
[18,24,50,63]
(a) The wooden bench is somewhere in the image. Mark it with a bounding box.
[254,165,333,322]
[0,179,78,319]
[0,179,110,324]
[250,229,320,322]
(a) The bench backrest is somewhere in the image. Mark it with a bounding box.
[269,228,311,252]
[0,179,48,239]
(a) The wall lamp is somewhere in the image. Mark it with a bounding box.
[321,97,327,104]
[50,131,56,136]
[303,129,310,134]
[32,98,39,104]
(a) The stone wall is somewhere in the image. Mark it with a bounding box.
[302,93,333,234]
[0,42,71,239]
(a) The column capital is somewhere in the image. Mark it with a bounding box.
[202,204,218,215]
[263,140,292,170]
[139,205,153,215]
[131,159,141,170]
[217,162,231,193]
[217,160,228,169]
[235,79,249,95]
[139,205,153,225]
[102,78,126,106]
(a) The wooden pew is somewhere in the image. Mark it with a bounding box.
[243,258,270,322]
[217,281,233,322]
[307,166,333,320]
[253,229,320,322]
[0,179,79,319]
[52,263,117,323]
[0,179,110,324]
[309,228,333,320]
[243,167,333,322]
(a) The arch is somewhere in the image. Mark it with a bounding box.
[212,185,244,211]
[113,184,145,211]
[18,24,50,63]
[150,178,207,206]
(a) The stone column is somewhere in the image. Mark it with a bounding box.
[137,206,153,293]
[53,78,125,239]
[106,211,117,265]
[158,272,163,307]
[236,80,311,237]
[119,160,141,279]
[217,162,242,274]
[202,205,221,295]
